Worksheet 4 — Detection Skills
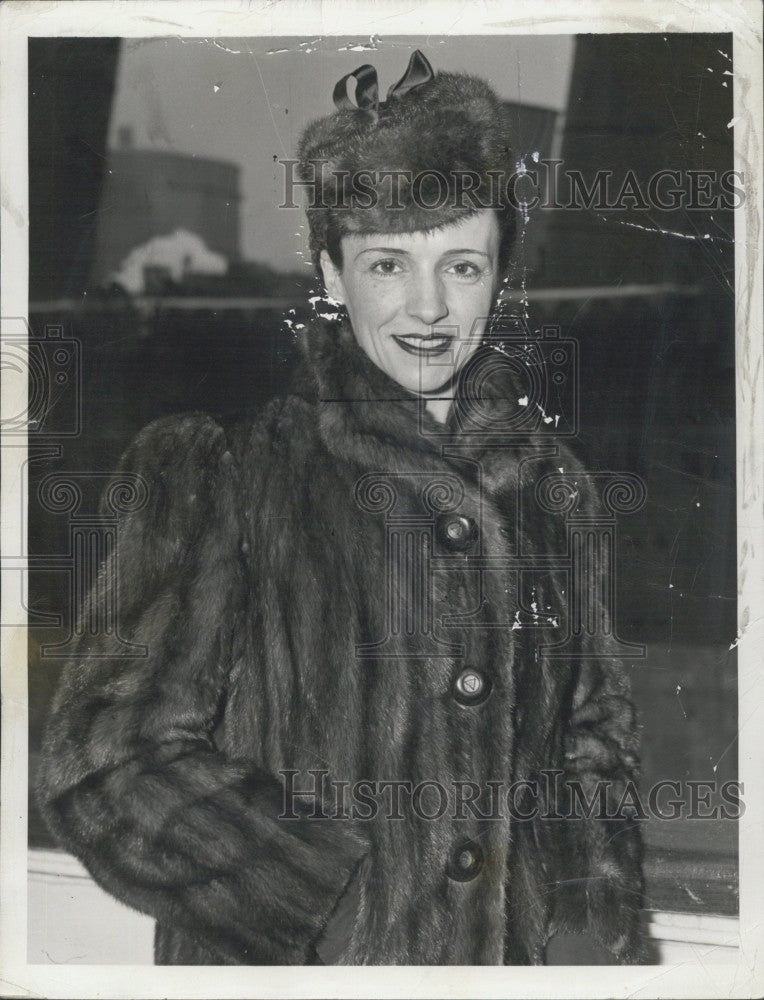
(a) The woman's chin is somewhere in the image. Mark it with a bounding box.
[388,368,455,399]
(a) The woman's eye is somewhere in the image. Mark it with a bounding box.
[445,261,484,280]
[370,258,404,276]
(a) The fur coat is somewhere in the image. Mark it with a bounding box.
[37,316,645,965]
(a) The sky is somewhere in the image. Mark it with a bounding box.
[107,34,575,273]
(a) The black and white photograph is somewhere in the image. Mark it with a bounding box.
[1,1,762,997]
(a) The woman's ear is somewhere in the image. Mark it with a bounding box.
[319,250,345,305]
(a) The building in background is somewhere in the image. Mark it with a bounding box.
[89,128,241,290]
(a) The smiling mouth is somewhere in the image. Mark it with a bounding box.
[391,334,455,357]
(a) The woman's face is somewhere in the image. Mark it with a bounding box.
[320,210,500,399]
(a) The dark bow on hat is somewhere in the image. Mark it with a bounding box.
[332,49,434,121]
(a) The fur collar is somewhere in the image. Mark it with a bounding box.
[295,314,450,473]
[294,315,541,499]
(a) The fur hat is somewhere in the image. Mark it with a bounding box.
[297,50,517,270]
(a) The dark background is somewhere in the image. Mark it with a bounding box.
[26,34,737,916]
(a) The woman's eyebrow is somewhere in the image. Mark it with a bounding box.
[355,247,411,257]
[355,247,492,258]
[441,249,491,257]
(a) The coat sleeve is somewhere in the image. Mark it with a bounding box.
[36,414,369,965]
[541,458,647,964]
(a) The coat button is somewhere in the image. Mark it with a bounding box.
[447,840,484,881]
[436,514,478,552]
[453,668,491,706]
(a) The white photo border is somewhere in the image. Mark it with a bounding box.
[1,1,762,997]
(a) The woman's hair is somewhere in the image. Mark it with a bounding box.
[297,51,518,278]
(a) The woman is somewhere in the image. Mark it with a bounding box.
[37,51,645,965]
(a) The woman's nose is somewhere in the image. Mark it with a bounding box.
[406,271,449,325]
